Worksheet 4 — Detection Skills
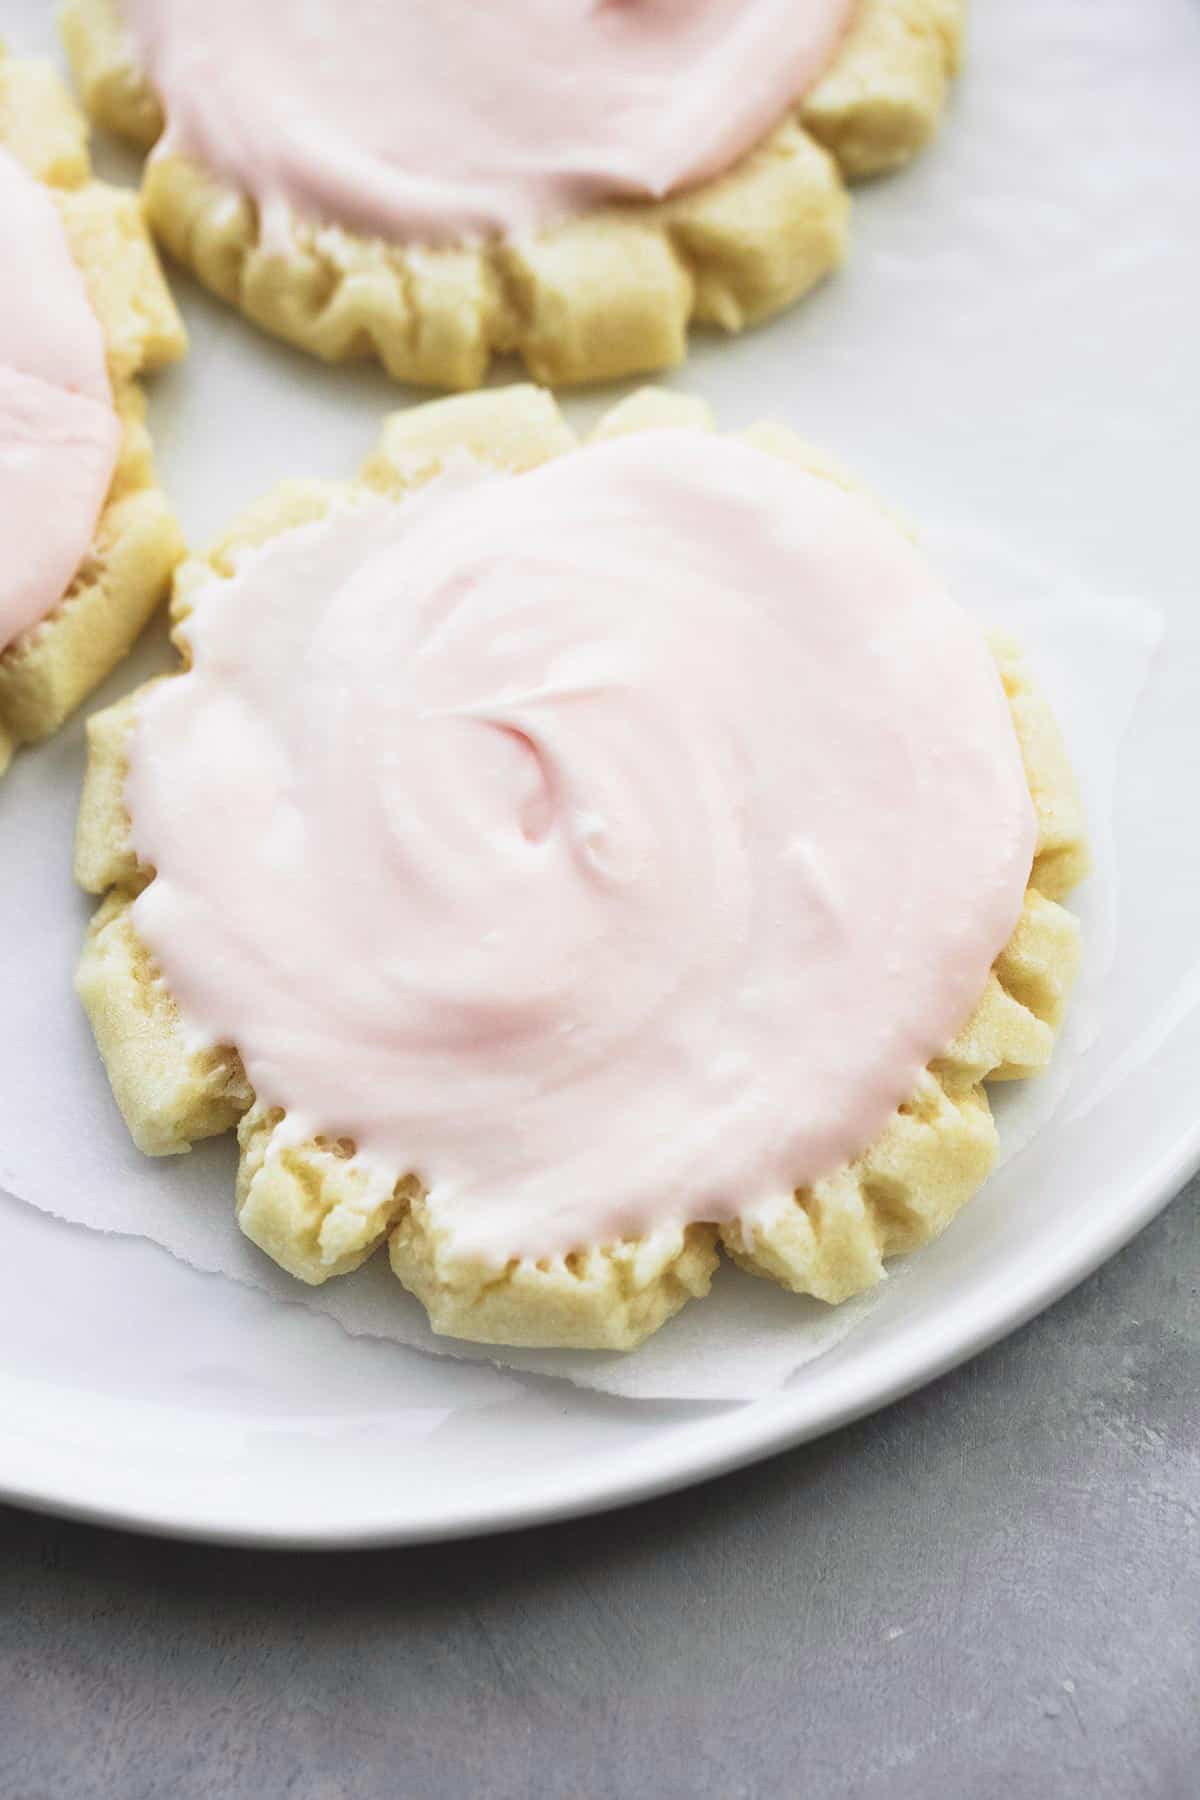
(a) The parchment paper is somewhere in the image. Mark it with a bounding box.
[0,523,1158,1399]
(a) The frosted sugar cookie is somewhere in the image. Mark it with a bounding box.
[0,44,185,777]
[62,0,964,389]
[75,386,1088,1352]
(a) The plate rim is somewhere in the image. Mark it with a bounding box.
[2,1122,1195,1549]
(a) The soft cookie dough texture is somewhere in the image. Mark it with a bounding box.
[62,0,964,389]
[75,386,1088,1353]
[0,44,184,775]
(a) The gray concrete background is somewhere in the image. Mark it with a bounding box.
[0,1184,1195,1800]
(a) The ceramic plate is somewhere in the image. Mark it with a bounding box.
[1,0,1197,1545]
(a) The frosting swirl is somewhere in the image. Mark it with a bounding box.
[125,0,853,245]
[126,432,1036,1263]
[0,148,119,653]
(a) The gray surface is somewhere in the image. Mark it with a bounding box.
[0,1187,1196,1800]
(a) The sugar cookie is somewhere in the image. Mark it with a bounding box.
[0,43,184,775]
[62,0,964,388]
[75,385,1087,1352]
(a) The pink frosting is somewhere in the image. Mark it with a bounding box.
[0,148,120,656]
[123,0,853,246]
[124,433,1037,1264]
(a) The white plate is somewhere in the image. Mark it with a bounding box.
[2,0,1198,1545]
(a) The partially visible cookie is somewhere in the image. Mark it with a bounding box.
[62,0,965,389]
[0,43,185,776]
[74,385,1087,1353]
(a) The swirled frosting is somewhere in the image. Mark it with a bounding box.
[125,433,1037,1264]
[124,0,852,246]
[0,149,120,654]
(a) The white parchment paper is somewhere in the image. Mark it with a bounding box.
[0,521,1159,1399]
